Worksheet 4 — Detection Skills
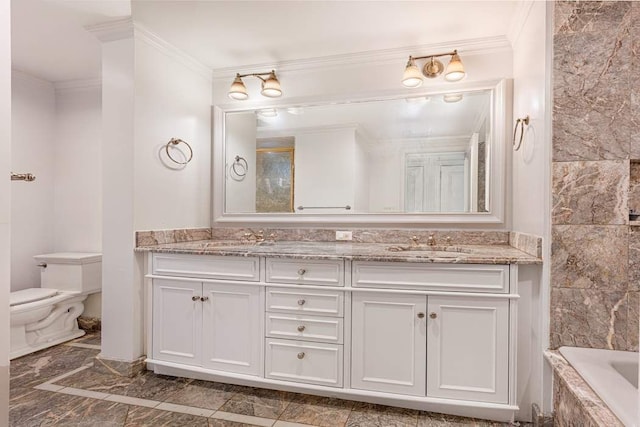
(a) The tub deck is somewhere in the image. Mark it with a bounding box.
[545,349,634,427]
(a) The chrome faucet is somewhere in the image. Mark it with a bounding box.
[427,234,436,246]
[410,235,420,246]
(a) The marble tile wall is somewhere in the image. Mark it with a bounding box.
[551,1,639,351]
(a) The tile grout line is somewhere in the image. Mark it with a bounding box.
[65,342,102,350]
[37,366,281,425]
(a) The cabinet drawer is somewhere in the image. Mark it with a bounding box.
[265,338,343,387]
[266,287,344,317]
[352,262,509,293]
[266,313,343,344]
[153,254,259,282]
[266,258,344,286]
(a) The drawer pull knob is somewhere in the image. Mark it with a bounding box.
[192,296,199,301]
[297,299,306,306]
[200,296,209,302]
[417,312,425,319]
[297,352,305,359]
[429,312,437,319]
[297,325,306,332]
[298,268,307,276]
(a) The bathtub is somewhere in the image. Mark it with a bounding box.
[559,347,638,426]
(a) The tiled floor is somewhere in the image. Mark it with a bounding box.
[9,332,516,426]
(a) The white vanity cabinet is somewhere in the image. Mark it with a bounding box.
[264,258,345,387]
[426,295,509,403]
[151,254,262,376]
[147,252,520,421]
[351,292,427,396]
[350,261,512,405]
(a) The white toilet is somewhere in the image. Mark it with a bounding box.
[10,252,102,360]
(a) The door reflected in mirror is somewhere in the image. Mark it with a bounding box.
[224,89,491,214]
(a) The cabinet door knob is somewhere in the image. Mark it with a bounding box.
[297,352,305,359]
[297,299,306,306]
[200,296,209,302]
[297,325,306,332]
[192,296,199,301]
[297,268,307,276]
[417,312,425,319]
[430,312,437,319]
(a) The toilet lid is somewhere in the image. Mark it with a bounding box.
[10,288,59,306]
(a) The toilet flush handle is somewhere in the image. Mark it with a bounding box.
[37,263,47,268]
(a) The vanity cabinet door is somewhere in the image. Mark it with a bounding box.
[201,282,262,376]
[351,292,426,396]
[152,279,202,366]
[426,295,509,403]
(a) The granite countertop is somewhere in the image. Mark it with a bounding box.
[135,240,541,265]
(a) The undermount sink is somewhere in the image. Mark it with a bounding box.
[207,240,273,248]
[387,245,470,256]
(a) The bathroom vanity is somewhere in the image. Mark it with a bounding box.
[141,240,539,422]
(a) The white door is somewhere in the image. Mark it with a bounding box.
[439,164,465,212]
[152,279,202,366]
[426,296,509,403]
[202,282,261,375]
[351,292,426,396]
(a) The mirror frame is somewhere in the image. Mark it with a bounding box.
[213,79,510,227]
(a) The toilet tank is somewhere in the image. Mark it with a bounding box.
[33,252,102,294]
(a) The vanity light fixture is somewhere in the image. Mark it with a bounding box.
[402,50,466,88]
[228,70,282,100]
[443,93,463,103]
[257,108,278,118]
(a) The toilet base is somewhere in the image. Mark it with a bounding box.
[10,294,88,360]
[10,329,85,360]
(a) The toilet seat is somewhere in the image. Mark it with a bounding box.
[10,288,59,306]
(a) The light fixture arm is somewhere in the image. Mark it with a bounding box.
[410,50,458,61]
[235,70,276,82]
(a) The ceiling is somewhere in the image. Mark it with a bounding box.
[250,90,491,143]
[11,0,521,83]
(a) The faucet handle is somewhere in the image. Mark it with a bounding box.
[410,235,419,246]
[445,236,452,245]
[427,234,436,246]
[268,232,277,242]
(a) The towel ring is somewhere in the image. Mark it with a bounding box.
[513,116,529,151]
[232,155,248,177]
[165,138,193,165]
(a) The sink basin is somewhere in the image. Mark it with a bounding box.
[206,240,272,248]
[387,245,470,255]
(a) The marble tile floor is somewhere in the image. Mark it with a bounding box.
[9,333,520,427]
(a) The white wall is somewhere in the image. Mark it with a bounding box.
[0,0,11,421]
[510,1,551,419]
[53,86,102,252]
[225,113,256,213]
[294,128,356,214]
[353,131,370,213]
[10,71,55,291]
[133,35,212,230]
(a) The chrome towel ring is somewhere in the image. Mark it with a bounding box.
[232,155,248,177]
[165,138,193,165]
[512,115,529,151]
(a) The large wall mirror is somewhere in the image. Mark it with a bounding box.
[213,80,509,225]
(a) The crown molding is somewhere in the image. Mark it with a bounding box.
[507,0,535,48]
[11,69,54,90]
[85,17,134,42]
[211,35,512,80]
[133,23,212,82]
[54,78,102,94]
